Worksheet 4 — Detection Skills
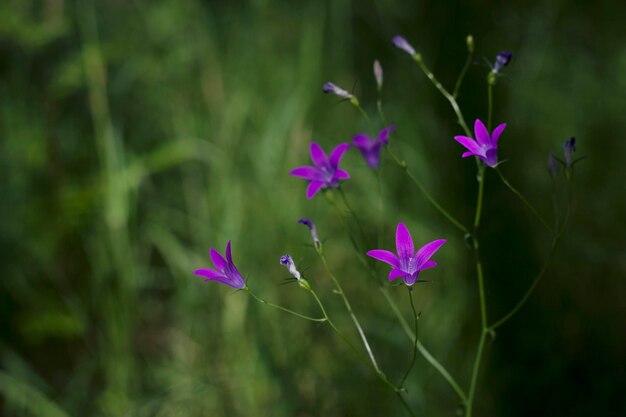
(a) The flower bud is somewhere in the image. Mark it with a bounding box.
[493,51,513,74]
[373,60,383,91]
[466,35,474,53]
[392,35,416,57]
[322,82,352,99]
[279,255,301,280]
[298,218,321,249]
[562,137,576,167]
[547,153,558,177]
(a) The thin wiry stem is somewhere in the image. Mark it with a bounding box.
[337,187,368,247]
[473,165,486,230]
[487,82,494,131]
[465,329,488,417]
[247,289,327,322]
[453,40,474,99]
[399,288,419,388]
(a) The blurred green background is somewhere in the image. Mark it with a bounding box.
[1,0,625,416]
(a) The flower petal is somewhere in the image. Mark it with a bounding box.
[454,136,482,155]
[210,248,228,272]
[306,181,325,199]
[290,166,322,181]
[403,272,419,286]
[395,222,414,267]
[421,260,437,270]
[388,268,404,282]
[491,123,507,145]
[225,240,233,265]
[462,151,477,158]
[352,134,373,150]
[474,119,490,146]
[483,149,498,167]
[334,168,350,180]
[329,143,350,170]
[415,239,446,269]
[194,268,224,280]
[310,142,328,168]
[366,249,400,268]
[378,125,395,144]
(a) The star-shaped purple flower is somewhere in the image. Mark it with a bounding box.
[454,119,507,168]
[367,222,446,286]
[290,142,350,199]
[352,126,395,169]
[194,241,246,289]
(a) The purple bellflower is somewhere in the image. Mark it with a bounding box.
[322,82,353,99]
[352,126,395,169]
[194,241,246,289]
[392,35,416,56]
[298,218,321,248]
[367,222,446,286]
[290,142,350,199]
[493,51,513,74]
[454,119,507,168]
[562,137,576,166]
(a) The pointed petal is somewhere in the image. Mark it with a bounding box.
[329,143,350,169]
[352,134,373,150]
[395,222,414,266]
[415,239,446,269]
[388,268,404,282]
[194,268,224,280]
[310,142,328,168]
[225,240,233,264]
[378,125,395,144]
[306,181,325,199]
[334,168,350,180]
[474,119,490,146]
[366,249,400,268]
[491,123,507,145]
[210,248,228,272]
[290,166,322,181]
[421,260,437,270]
[462,151,477,158]
[454,136,482,155]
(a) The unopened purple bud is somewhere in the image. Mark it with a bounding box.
[547,153,558,177]
[298,218,321,248]
[562,137,576,166]
[373,60,383,90]
[322,82,352,99]
[392,35,416,56]
[493,51,513,73]
[279,255,301,280]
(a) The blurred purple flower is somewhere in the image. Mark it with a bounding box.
[493,51,513,73]
[290,142,350,199]
[352,126,395,169]
[280,254,301,280]
[298,218,321,248]
[373,60,383,90]
[548,153,559,177]
[322,82,352,99]
[194,241,246,289]
[562,137,576,166]
[367,222,446,286]
[454,119,507,167]
[392,35,416,56]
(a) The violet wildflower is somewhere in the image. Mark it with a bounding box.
[548,153,559,177]
[562,137,576,167]
[290,142,350,199]
[352,126,395,169]
[454,119,507,168]
[194,241,246,289]
[373,60,383,90]
[493,51,513,74]
[367,222,446,286]
[280,255,301,280]
[392,35,417,57]
[298,218,321,249]
[322,82,353,100]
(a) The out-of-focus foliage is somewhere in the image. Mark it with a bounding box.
[0,0,624,416]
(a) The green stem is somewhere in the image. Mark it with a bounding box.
[354,102,378,136]
[465,329,488,417]
[453,40,474,99]
[413,55,471,137]
[337,187,368,246]
[473,165,486,230]
[319,253,381,372]
[496,168,554,235]
[399,288,419,388]
[386,146,470,235]
[247,289,327,322]
[487,82,493,131]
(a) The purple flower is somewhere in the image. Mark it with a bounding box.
[298,218,321,248]
[392,35,416,56]
[454,119,507,167]
[290,142,350,199]
[194,241,246,289]
[322,82,353,99]
[562,137,576,166]
[352,126,395,169]
[493,51,513,73]
[373,60,383,90]
[547,153,559,177]
[367,223,446,286]
[280,254,301,280]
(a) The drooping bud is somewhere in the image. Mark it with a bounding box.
[280,255,301,280]
[392,35,416,57]
[373,60,383,91]
[562,137,576,166]
[322,82,353,99]
[547,153,558,177]
[493,51,513,74]
[466,35,474,53]
[298,218,321,250]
